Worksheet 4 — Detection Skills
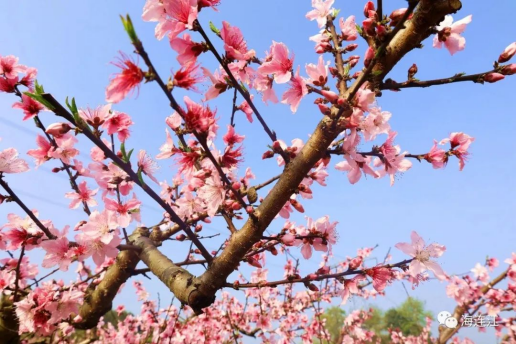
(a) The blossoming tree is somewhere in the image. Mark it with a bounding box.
[0,0,515,343]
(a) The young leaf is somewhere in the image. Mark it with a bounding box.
[209,21,221,36]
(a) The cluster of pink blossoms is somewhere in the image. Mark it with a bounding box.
[0,0,516,341]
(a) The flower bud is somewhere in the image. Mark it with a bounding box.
[363,1,375,17]
[389,8,408,26]
[376,25,387,38]
[231,202,241,210]
[484,72,505,83]
[269,246,278,255]
[290,199,305,213]
[348,55,360,67]
[408,63,418,80]
[308,283,319,292]
[352,71,361,79]
[52,167,61,173]
[344,43,358,52]
[246,205,254,214]
[46,123,71,138]
[195,224,202,232]
[0,194,5,204]
[498,42,516,63]
[262,150,274,159]
[281,233,296,246]
[232,181,241,190]
[194,248,201,254]
[175,234,186,241]
[362,18,376,36]
[321,90,339,103]
[329,66,339,77]
[317,103,331,116]
[364,47,375,67]
[502,64,516,75]
[272,140,282,151]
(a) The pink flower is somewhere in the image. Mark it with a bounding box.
[340,16,358,41]
[252,72,278,104]
[424,140,447,169]
[220,21,256,61]
[309,30,332,54]
[0,148,29,174]
[354,87,375,111]
[395,231,447,281]
[237,97,254,123]
[183,96,218,137]
[440,132,475,171]
[305,56,329,87]
[65,181,98,209]
[156,129,177,160]
[137,150,159,184]
[166,112,183,130]
[12,94,45,120]
[0,76,18,93]
[197,176,226,216]
[365,266,392,292]
[104,194,141,227]
[335,153,378,184]
[0,55,26,79]
[174,190,204,219]
[433,15,472,55]
[305,0,335,28]
[281,67,308,113]
[142,0,198,40]
[222,125,245,146]
[170,33,206,66]
[78,210,119,246]
[48,134,79,165]
[40,235,72,271]
[173,62,204,90]
[360,107,391,141]
[101,110,134,142]
[45,122,72,138]
[105,52,144,103]
[27,136,51,167]
[202,66,228,101]
[76,233,121,266]
[78,104,111,129]
[499,42,516,63]
[258,41,295,84]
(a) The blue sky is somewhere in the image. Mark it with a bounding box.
[1,1,515,342]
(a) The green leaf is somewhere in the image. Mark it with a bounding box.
[209,21,220,36]
[120,142,127,159]
[355,24,363,36]
[372,70,383,76]
[120,15,138,43]
[239,82,249,94]
[126,148,134,162]
[34,80,45,94]
[137,169,145,185]
[23,92,55,111]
